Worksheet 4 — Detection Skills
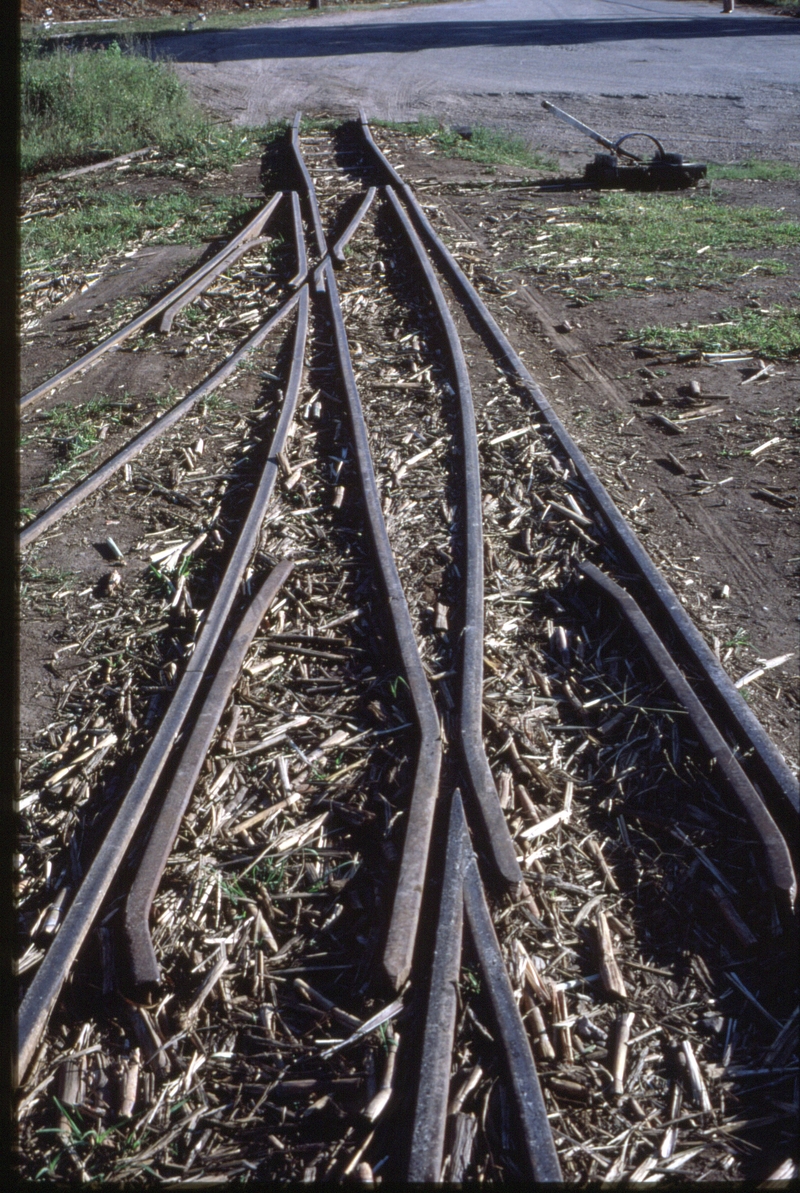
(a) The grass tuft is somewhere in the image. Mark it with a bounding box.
[21,39,269,176]
[21,185,254,272]
[500,192,800,294]
[379,118,557,173]
[708,160,800,182]
[629,305,800,360]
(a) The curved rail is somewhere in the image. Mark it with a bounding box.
[17,285,309,1081]
[290,114,327,293]
[158,230,266,334]
[19,119,794,1184]
[20,191,283,412]
[289,117,443,990]
[384,185,520,889]
[125,560,294,987]
[125,265,310,987]
[322,254,442,992]
[579,562,796,909]
[19,289,303,551]
[313,186,377,289]
[357,111,799,824]
[288,190,309,289]
[331,186,378,267]
[460,791,562,1182]
[408,788,466,1182]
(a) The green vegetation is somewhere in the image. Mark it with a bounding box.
[381,118,557,173]
[22,187,253,273]
[21,40,271,176]
[502,192,800,294]
[708,160,800,183]
[38,394,124,438]
[20,564,78,601]
[630,305,800,360]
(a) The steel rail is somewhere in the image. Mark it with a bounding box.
[20,192,283,412]
[125,561,294,988]
[158,233,269,334]
[19,288,304,551]
[321,258,442,992]
[331,186,378,266]
[16,285,309,1082]
[578,562,797,909]
[460,796,562,1182]
[312,186,377,290]
[290,114,327,293]
[288,191,309,289]
[384,184,521,890]
[357,111,799,822]
[408,788,466,1182]
[291,120,442,988]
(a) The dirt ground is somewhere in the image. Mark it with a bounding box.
[20,135,799,776]
[21,0,402,23]
[20,0,796,21]
[16,114,798,1183]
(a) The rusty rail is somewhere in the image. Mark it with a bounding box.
[408,788,466,1182]
[321,250,442,993]
[332,186,378,266]
[19,118,795,1183]
[357,111,799,824]
[19,288,303,551]
[288,190,309,289]
[384,184,521,889]
[125,561,294,987]
[20,191,283,412]
[410,791,561,1181]
[312,186,377,289]
[17,282,309,1080]
[290,114,327,293]
[158,231,268,334]
[460,793,562,1182]
[578,562,796,910]
[288,117,442,992]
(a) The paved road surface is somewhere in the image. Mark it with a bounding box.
[154,0,800,161]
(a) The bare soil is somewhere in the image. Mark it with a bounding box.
[16,121,798,1184]
[21,0,399,23]
[20,0,796,21]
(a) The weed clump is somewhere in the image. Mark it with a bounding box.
[378,117,557,173]
[21,40,256,175]
[708,160,800,183]
[630,305,800,360]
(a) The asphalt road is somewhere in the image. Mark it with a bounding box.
[155,0,800,161]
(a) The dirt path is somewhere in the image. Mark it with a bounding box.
[133,0,800,168]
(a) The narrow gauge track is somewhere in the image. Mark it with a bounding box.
[16,117,798,1184]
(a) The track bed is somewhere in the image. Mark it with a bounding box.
[16,118,798,1184]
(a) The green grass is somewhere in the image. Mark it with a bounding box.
[630,305,800,360]
[708,160,800,183]
[38,394,124,437]
[22,187,254,273]
[20,564,79,600]
[36,396,131,483]
[21,39,272,176]
[501,192,800,294]
[379,118,558,173]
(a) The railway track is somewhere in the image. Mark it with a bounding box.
[16,116,798,1183]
